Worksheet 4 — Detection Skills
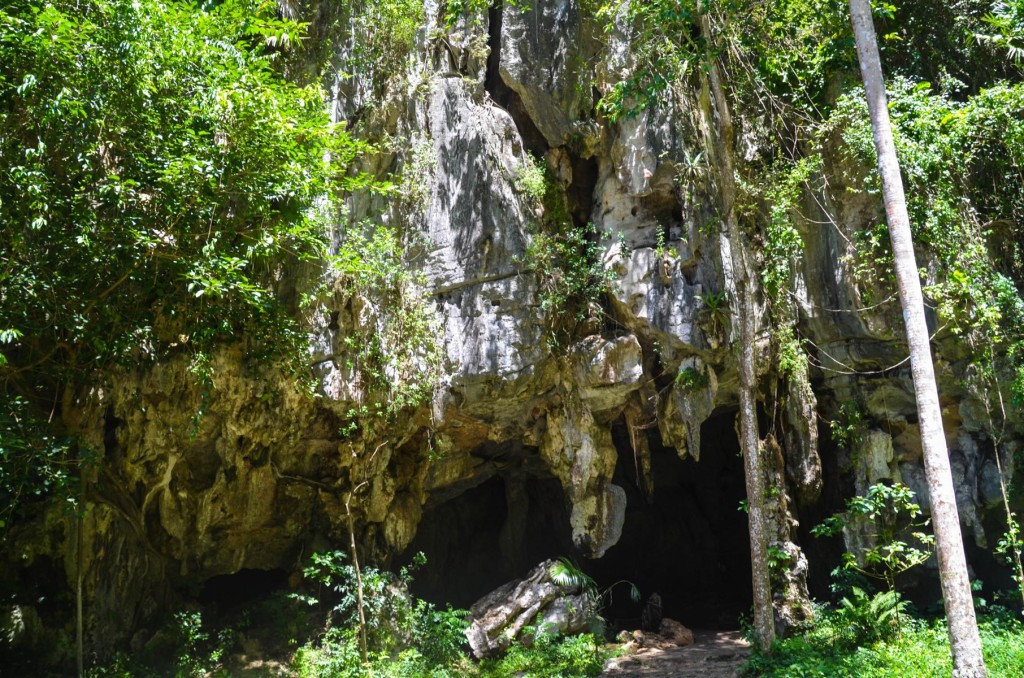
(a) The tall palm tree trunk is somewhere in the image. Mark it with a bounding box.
[848,2,986,675]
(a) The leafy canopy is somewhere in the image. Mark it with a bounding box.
[0,0,361,526]
[0,0,362,382]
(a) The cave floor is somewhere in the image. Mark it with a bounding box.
[602,630,751,677]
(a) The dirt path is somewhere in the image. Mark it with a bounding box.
[601,630,751,677]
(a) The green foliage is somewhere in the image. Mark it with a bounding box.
[478,632,606,678]
[549,557,639,637]
[595,0,853,123]
[813,483,935,594]
[978,0,1024,61]
[0,394,79,532]
[0,0,364,520]
[329,223,444,420]
[171,610,234,678]
[674,366,710,392]
[755,157,818,302]
[775,325,808,380]
[994,511,1024,601]
[595,0,706,122]
[743,608,1024,677]
[0,0,358,373]
[549,558,599,598]
[514,154,549,206]
[874,0,1022,91]
[766,544,793,573]
[730,0,853,117]
[824,77,1024,402]
[88,610,236,677]
[829,401,865,449]
[339,0,423,83]
[293,627,470,678]
[443,0,491,27]
[512,152,610,349]
[290,556,610,678]
[698,289,729,338]
[283,0,423,97]
[84,653,139,677]
[837,587,908,644]
[442,0,529,28]
[528,222,611,329]
[292,551,469,678]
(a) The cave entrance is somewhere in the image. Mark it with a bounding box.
[198,568,289,611]
[403,411,751,632]
[588,409,753,631]
[402,470,575,610]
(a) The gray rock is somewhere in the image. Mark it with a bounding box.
[574,334,644,412]
[465,559,596,658]
[499,1,599,146]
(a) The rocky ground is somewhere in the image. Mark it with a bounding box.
[602,630,751,678]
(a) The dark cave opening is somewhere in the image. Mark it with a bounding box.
[484,3,549,158]
[568,155,599,229]
[588,410,753,631]
[198,568,289,611]
[402,471,575,610]
[403,410,752,632]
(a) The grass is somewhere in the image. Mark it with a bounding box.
[743,606,1024,677]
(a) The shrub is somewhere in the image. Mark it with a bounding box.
[743,609,1024,677]
[292,551,469,677]
[479,632,606,678]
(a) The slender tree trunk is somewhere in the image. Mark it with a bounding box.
[992,441,1024,610]
[848,2,986,675]
[76,506,84,678]
[701,12,776,652]
[62,375,85,678]
[345,488,369,664]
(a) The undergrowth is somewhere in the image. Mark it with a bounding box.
[743,605,1024,677]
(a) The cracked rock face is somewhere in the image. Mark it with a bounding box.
[540,403,625,558]
[498,0,598,147]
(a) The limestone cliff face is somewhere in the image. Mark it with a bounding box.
[3,0,1020,662]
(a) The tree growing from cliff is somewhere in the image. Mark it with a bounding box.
[699,7,777,652]
[0,0,361,515]
[848,1,986,675]
[598,0,779,649]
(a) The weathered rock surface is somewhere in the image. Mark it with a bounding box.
[465,559,596,658]
[658,618,695,647]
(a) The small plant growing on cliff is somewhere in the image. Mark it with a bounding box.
[328,223,444,422]
[698,289,729,338]
[766,543,793,573]
[527,222,612,337]
[675,366,709,392]
[829,400,865,450]
[775,325,808,379]
[514,153,549,206]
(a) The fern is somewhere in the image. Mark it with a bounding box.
[839,587,909,644]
